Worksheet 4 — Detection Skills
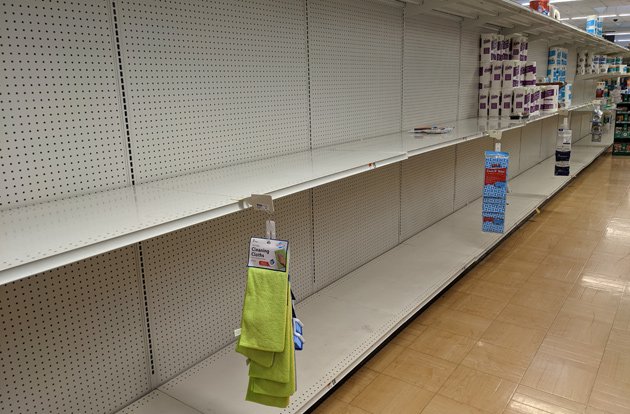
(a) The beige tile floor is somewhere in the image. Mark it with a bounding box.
[313,152,630,414]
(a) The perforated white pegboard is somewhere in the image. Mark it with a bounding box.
[117,0,310,182]
[570,111,583,143]
[454,137,493,210]
[309,0,403,148]
[528,40,548,84]
[400,147,456,241]
[312,164,400,290]
[541,116,559,159]
[580,112,592,141]
[141,191,314,384]
[0,246,150,414]
[403,13,460,128]
[501,128,522,178]
[458,27,484,120]
[1,0,129,209]
[520,121,543,172]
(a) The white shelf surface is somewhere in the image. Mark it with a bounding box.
[416,0,628,54]
[120,133,610,414]
[0,104,596,285]
[576,73,630,81]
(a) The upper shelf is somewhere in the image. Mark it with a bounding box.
[576,72,630,81]
[409,0,629,55]
[0,102,596,284]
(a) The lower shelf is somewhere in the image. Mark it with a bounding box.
[118,136,610,414]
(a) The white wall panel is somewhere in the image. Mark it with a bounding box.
[313,165,400,290]
[520,122,542,172]
[0,247,150,414]
[454,137,493,210]
[142,192,314,384]
[570,111,583,142]
[542,116,559,159]
[309,0,403,148]
[459,27,484,120]
[400,147,456,241]
[403,14,461,128]
[1,0,129,209]
[580,112,592,141]
[528,40,548,82]
[118,0,310,182]
[501,128,522,178]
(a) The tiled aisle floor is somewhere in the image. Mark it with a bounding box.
[313,152,630,414]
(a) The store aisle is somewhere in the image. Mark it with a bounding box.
[312,152,630,414]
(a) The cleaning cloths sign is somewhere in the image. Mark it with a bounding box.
[248,238,288,272]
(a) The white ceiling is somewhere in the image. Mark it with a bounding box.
[511,0,630,45]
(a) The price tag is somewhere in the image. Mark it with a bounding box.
[247,237,289,272]
[247,194,274,214]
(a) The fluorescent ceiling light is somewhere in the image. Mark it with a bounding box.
[571,16,589,20]
[616,38,630,42]
[599,14,617,18]
[606,32,630,36]
[520,0,581,4]
[619,13,630,17]
[559,17,570,20]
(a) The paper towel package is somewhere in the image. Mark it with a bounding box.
[512,87,526,116]
[489,89,501,117]
[501,89,512,115]
[480,33,494,62]
[479,63,492,89]
[479,89,489,118]
[492,62,503,83]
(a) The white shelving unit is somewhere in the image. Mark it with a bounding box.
[576,73,630,81]
[118,131,613,414]
[414,0,629,54]
[0,1,621,414]
[0,104,595,286]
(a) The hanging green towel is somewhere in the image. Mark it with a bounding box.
[245,382,289,409]
[246,284,295,407]
[236,266,289,367]
[249,286,295,393]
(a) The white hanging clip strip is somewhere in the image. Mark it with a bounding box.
[265,219,277,240]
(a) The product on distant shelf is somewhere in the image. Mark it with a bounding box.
[479,33,530,118]
[529,0,549,15]
[547,47,568,82]
[555,119,572,176]
[592,106,603,143]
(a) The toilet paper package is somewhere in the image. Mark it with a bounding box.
[502,60,518,87]
[501,35,510,61]
[479,63,492,89]
[480,33,494,62]
[523,89,531,115]
[479,88,490,118]
[492,62,503,84]
[512,87,526,117]
[542,92,558,112]
[524,61,536,86]
[519,38,528,62]
[501,88,513,115]
[530,87,541,115]
[489,88,501,117]
[509,34,523,60]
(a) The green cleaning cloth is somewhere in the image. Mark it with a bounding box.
[236,266,289,367]
[249,286,295,393]
[246,381,289,409]
[246,283,295,407]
